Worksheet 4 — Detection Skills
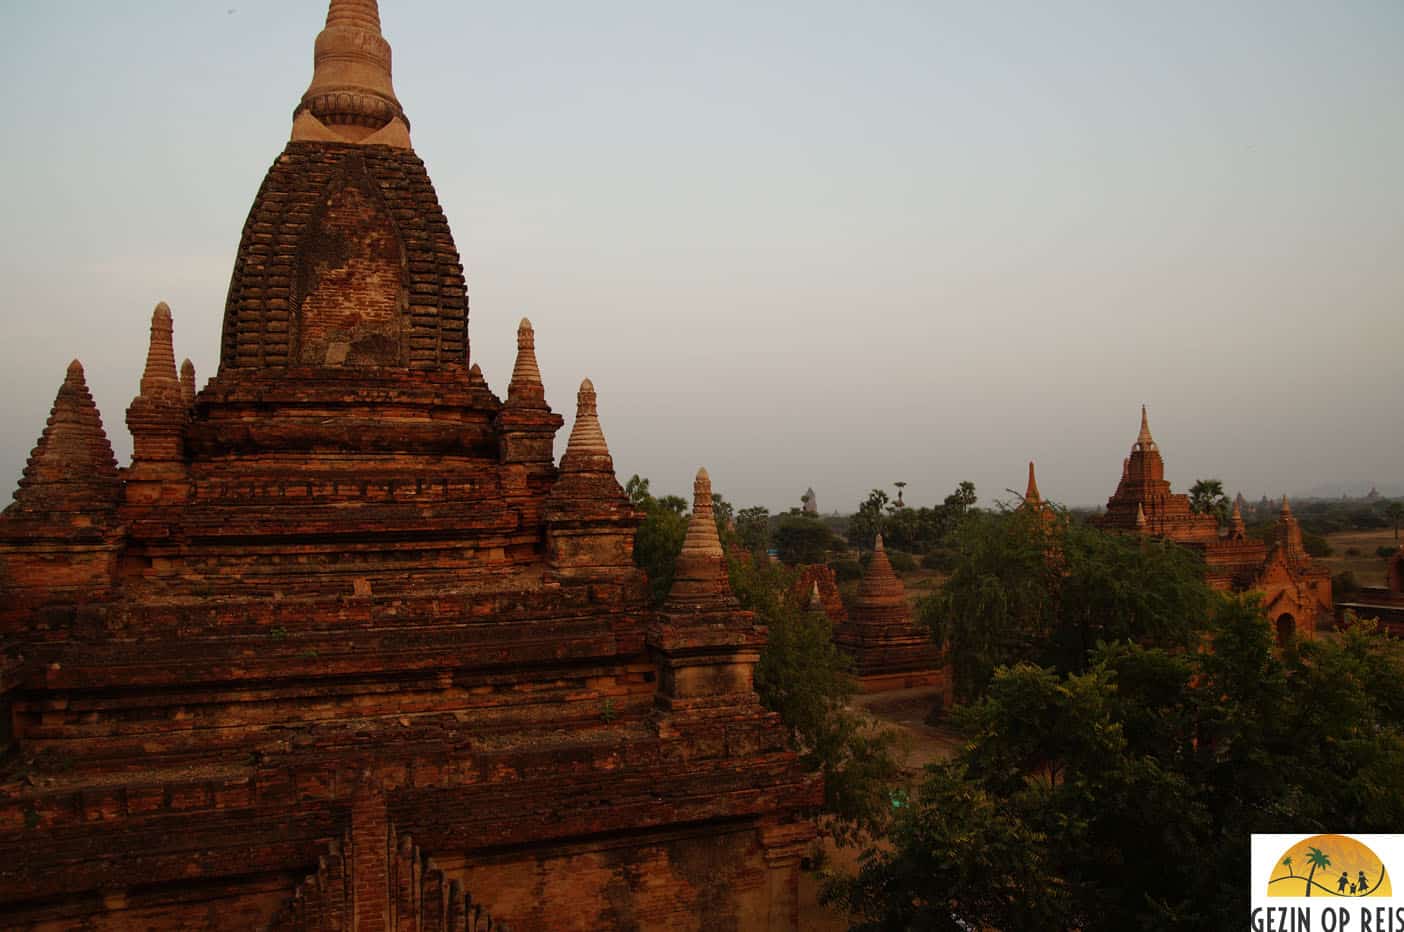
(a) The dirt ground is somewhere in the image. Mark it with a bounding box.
[1319,529,1400,587]
[795,685,963,930]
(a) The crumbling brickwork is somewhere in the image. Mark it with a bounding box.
[0,3,817,928]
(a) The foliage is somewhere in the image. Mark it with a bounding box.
[730,554,905,845]
[929,509,1213,701]
[627,474,689,606]
[1389,502,1404,540]
[1188,478,1230,526]
[845,481,978,554]
[735,505,771,554]
[773,513,837,565]
[829,604,1404,931]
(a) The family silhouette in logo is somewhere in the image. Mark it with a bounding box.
[1336,871,1372,896]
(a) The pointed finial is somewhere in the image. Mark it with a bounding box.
[665,467,733,606]
[138,303,181,403]
[1025,461,1041,504]
[180,359,196,407]
[293,0,410,147]
[506,317,546,407]
[874,532,886,553]
[558,378,613,474]
[1136,404,1156,450]
[809,581,824,611]
[1231,498,1246,537]
[1136,502,1147,528]
[1281,495,1293,518]
[855,531,905,610]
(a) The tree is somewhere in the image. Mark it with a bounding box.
[729,554,905,845]
[774,513,835,565]
[846,489,889,549]
[735,506,771,554]
[1388,502,1404,542]
[1189,478,1230,526]
[626,474,689,605]
[830,603,1404,930]
[927,510,1212,700]
[1282,856,1294,878]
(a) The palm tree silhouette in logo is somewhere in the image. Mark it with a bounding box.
[1282,856,1294,878]
[1304,847,1332,897]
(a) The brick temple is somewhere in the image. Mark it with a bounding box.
[1092,407,1332,642]
[831,537,945,694]
[0,3,818,928]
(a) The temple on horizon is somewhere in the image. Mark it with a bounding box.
[1091,407,1332,643]
[0,3,817,928]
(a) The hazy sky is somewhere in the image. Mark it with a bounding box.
[1,1,1399,512]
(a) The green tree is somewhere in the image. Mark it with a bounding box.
[928,510,1212,699]
[735,505,771,554]
[1282,856,1294,878]
[1388,501,1404,541]
[1189,478,1230,526]
[773,513,835,565]
[730,554,904,844]
[846,489,890,549]
[831,603,1404,930]
[627,474,689,605]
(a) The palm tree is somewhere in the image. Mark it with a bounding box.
[1304,846,1332,897]
[1282,856,1294,878]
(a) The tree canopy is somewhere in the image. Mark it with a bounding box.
[828,606,1404,931]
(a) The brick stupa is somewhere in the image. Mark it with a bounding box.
[0,3,818,928]
[831,536,944,693]
[1090,407,1331,642]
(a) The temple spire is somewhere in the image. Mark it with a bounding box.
[1135,404,1157,451]
[665,468,734,606]
[506,318,546,407]
[6,361,120,517]
[560,379,612,472]
[180,359,197,407]
[856,534,905,610]
[1025,461,1042,504]
[1230,498,1247,538]
[1280,495,1293,518]
[293,0,410,148]
[140,303,181,403]
[1136,502,1147,529]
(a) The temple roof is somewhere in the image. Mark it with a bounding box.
[1135,404,1157,452]
[856,534,907,610]
[5,361,120,519]
[1024,461,1042,504]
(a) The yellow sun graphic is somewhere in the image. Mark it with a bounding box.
[1269,835,1391,898]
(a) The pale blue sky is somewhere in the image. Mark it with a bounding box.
[1,1,1399,511]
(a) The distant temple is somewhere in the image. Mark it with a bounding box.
[0,3,818,928]
[831,536,944,693]
[1091,407,1332,643]
[801,487,818,515]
